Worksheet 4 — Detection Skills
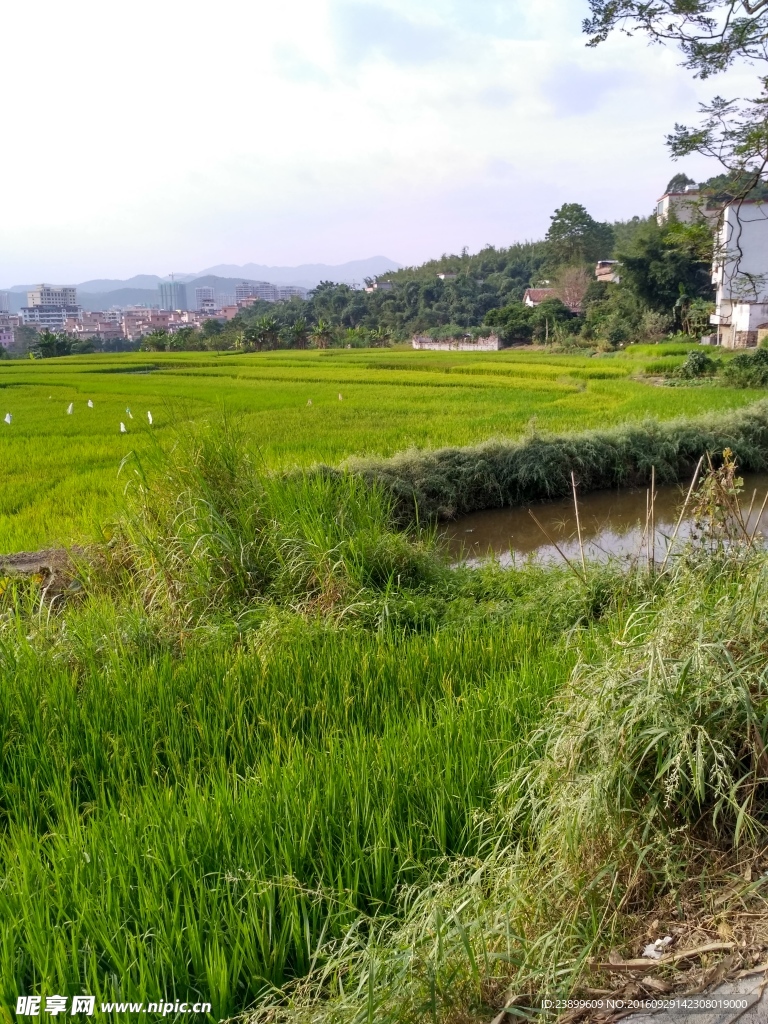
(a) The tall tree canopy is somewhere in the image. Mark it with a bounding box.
[545,203,615,268]
[584,2,768,200]
[584,2,768,77]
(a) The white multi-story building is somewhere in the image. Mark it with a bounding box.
[0,292,10,313]
[655,185,718,226]
[27,284,78,307]
[235,281,277,303]
[710,200,768,347]
[276,285,307,301]
[195,286,216,313]
[20,305,82,329]
[0,324,13,349]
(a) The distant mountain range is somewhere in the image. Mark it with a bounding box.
[2,257,401,312]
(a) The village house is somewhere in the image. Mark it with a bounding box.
[710,201,768,348]
[595,260,620,284]
[655,183,719,226]
[522,287,555,307]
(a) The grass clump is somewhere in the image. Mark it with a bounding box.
[110,418,441,633]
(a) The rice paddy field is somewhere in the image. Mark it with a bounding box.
[2,345,768,1023]
[0,345,760,551]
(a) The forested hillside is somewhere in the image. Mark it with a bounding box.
[11,187,718,357]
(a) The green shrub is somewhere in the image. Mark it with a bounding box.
[721,347,768,388]
[677,349,718,378]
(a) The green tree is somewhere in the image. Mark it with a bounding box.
[71,337,96,355]
[12,325,38,357]
[35,330,72,358]
[141,329,169,352]
[617,219,713,315]
[665,172,697,193]
[168,326,202,351]
[529,298,576,343]
[545,204,615,268]
[484,302,533,343]
[584,3,768,204]
[244,315,280,351]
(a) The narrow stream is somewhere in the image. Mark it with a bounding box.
[442,473,768,566]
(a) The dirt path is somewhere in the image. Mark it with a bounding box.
[0,549,75,575]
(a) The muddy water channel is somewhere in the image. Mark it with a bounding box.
[442,473,768,566]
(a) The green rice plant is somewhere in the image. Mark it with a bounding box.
[250,545,768,1024]
[0,348,763,552]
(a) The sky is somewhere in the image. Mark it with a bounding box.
[0,0,753,285]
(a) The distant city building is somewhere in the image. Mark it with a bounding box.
[235,281,277,303]
[231,282,303,305]
[123,309,172,341]
[276,285,307,301]
[0,324,13,349]
[195,286,216,314]
[65,311,124,341]
[159,280,188,311]
[0,292,10,313]
[27,284,78,307]
[20,305,82,329]
[20,283,81,331]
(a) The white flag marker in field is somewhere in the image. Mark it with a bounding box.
[147,411,153,425]
[67,402,73,414]
[87,400,94,408]
[3,413,11,425]
[338,393,343,401]
[120,422,127,433]
[126,407,133,419]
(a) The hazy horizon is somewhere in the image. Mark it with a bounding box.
[2,0,748,285]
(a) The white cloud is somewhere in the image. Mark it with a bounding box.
[0,0,741,283]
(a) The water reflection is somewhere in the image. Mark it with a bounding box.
[442,473,768,566]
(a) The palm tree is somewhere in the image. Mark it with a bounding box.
[311,319,335,349]
[245,315,280,351]
[370,326,392,348]
[289,318,309,350]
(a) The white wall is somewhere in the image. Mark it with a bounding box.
[716,203,768,304]
[412,336,503,351]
